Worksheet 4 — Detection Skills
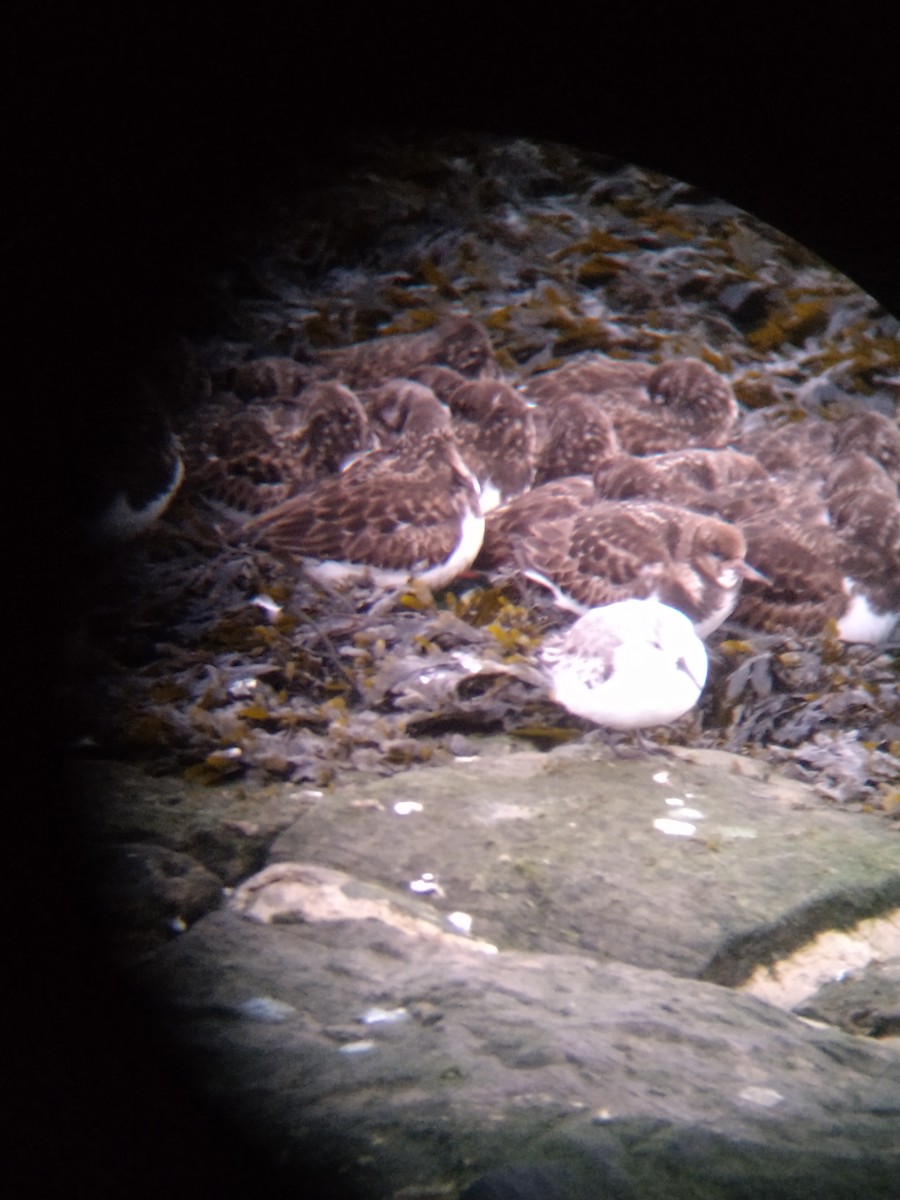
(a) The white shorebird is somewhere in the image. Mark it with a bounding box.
[539,598,709,730]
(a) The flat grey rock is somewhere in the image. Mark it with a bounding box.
[78,739,900,1196]
[268,742,900,983]
[797,955,900,1036]
[137,885,900,1199]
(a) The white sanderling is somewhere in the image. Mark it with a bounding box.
[539,598,709,730]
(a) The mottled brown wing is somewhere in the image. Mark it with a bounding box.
[409,364,469,402]
[714,476,827,528]
[363,380,442,445]
[533,394,619,484]
[709,449,769,488]
[825,452,900,549]
[564,505,669,590]
[589,360,738,453]
[733,419,832,475]
[733,520,846,634]
[245,471,462,569]
[292,382,373,477]
[605,401,734,455]
[823,452,900,615]
[313,317,497,390]
[835,519,900,596]
[336,478,464,571]
[181,402,298,515]
[431,317,499,378]
[592,455,681,504]
[475,479,594,569]
[834,412,900,480]
[448,380,536,498]
[590,451,757,509]
[649,447,767,492]
[524,354,652,404]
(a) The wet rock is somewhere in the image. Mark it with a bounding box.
[796,955,900,1038]
[74,739,896,1197]
[136,891,900,1199]
[92,842,222,960]
[267,741,900,986]
[459,1159,601,1200]
[72,759,317,886]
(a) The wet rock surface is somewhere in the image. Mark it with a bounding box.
[78,742,900,1198]
[263,742,900,983]
[137,909,900,1200]
[796,956,900,1038]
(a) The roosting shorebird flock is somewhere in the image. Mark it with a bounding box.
[125,313,898,735]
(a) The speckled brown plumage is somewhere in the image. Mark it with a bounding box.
[293,382,375,476]
[240,393,484,589]
[730,517,850,636]
[591,447,767,510]
[822,452,900,544]
[474,477,598,566]
[183,381,374,517]
[183,406,291,515]
[821,455,900,640]
[712,475,832,530]
[582,440,900,642]
[407,363,473,403]
[310,316,499,390]
[363,379,445,447]
[524,354,739,454]
[479,493,752,635]
[524,354,654,403]
[735,409,900,484]
[364,373,535,507]
[721,453,900,642]
[443,378,535,507]
[532,394,620,484]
